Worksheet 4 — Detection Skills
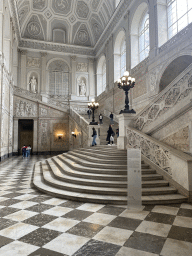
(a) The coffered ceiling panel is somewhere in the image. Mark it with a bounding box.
[16,0,116,47]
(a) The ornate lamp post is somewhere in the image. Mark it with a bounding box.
[88,99,99,125]
[117,71,136,114]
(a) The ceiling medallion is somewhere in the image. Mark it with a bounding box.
[27,22,41,36]
[78,30,88,43]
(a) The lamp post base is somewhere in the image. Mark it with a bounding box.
[119,109,136,114]
[89,122,98,125]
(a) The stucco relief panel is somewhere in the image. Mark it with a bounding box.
[32,0,47,11]
[76,1,89,19]
[14,100,37,117]
[39,120,49,148]
[52,0,72,16]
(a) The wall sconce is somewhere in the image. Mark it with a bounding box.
[57,134,63,140]
[71,132,76,138]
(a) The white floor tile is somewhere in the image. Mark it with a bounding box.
[152,206,179,215]
[10,201,38,209]
[173,216,192,228]
[4,210,38,221]
[136,221,171,238]
[161,238,192,256]
[116,247,158,256]
[42,217,79,232]
[43,206,73,216]
[77,203,105,212]
[0,222,38,239]
[43,233,89,256]
[0,241,39,256]
[83,212,116,225]
[42,198,67,206]
[94,226,133,246]
[120,209,150,220]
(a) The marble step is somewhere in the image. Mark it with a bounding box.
[42,160,172,196]
[48,158,165,188]
[53,156,156,178]
[33,162,188,205]
[58,155,157,177]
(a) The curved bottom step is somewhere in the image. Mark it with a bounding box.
[33,162,188,205]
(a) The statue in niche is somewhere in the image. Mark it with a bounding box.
[30,76,37,93]
[79,80,86,96]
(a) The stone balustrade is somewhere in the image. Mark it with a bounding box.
[126,126,192,201]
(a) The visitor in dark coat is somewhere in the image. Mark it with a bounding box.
[106,125,114,144]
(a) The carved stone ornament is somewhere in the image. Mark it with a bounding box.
[150,71,156,91]
[41,121,48,145]
[76,63,88,72]
[27,57,40,68]
[15,100,37,117]
[33,0,46,10]
[40,107,48,116]
[27,21,41,36]
[76,1,89,19]
[77,30,88,43]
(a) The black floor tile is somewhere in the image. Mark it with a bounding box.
[19,228,61,247]
[108,216,142,231]
[73,239,121,256]
[23,214,57,227]
[0,235,14,248]
[177,208,192,218]
[124,231,166,254]
[63,209,93,221]
[0,207,20,217]
[60,200,84,208]
[0,218,17,231]
[168,225,192,243]
[97,206,125,216]
[0,199,21,206]
[145,212,175,225]
[67,221,104,238]
[25,204,55,213]
[28,248,66,256]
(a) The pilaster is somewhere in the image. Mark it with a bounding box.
[20,50,27,89]
[40,52,47,99]
[88,58,95,100]
[70,55,77,96]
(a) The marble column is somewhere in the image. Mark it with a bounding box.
[0,3,3,54]
[13,119,18,154]
[20,50,27,89]
[88,58,95,100]
[40,52,47,102]
[70,55,77,99]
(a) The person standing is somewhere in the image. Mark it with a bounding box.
[87,109,92,119]
[92,127,97,146]
[106,125,114,145]
[26,145,31,157]
[116,128,119,138]
[110,112,114,124]
[22,145,26,158]
[99,113,103,124]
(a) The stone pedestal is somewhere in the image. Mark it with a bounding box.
[88,125,100,147]
[117,113,135,150]
[127,148,143,211]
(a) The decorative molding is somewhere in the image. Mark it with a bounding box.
[40,52,47,57]
[76,63,88,72]
[27,57,40,67]
[14,100,37,117]
[19,40,95,56]
[70,55,77,61]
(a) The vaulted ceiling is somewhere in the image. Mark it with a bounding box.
[16,0,116,47]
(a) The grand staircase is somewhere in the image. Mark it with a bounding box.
[32,146,188,205]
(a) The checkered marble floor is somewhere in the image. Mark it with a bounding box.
[0,156,192,256]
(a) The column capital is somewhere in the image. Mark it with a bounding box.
[70,55,77,61]
[18,49,27,55]
[40,52,47,57]
[88,58,95,64]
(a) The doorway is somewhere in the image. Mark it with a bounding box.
[18,119,34,155]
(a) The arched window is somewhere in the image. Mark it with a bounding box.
[97,55,106,96]
[116,0,120,7]
[48,60,69,96]
[114,30,126,81]
[139,12,149,62]
[167,0,192,39]
[120,39,126,77]
[130,3,149,68]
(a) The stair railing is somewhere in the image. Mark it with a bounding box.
[134,63,192,133]
[126,126,192,200]
[70,108,89,135]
